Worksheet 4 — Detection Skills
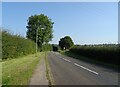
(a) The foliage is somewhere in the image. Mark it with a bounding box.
[52,44,60,52]
[2,31,36,59]
[59,36,74,50]
[69,45,119,65]
[0,29,2,60]
[41,44,52,51]
[26,14,54,48]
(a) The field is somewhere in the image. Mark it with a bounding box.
[2,52,45,85]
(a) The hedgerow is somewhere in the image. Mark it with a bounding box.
[2,30,36,59]
[70,45,119,65]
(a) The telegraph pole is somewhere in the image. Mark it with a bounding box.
[36,27,38,54]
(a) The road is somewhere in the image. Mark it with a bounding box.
[47,52,119,85]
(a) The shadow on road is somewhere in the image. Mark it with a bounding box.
[61,51,119,72]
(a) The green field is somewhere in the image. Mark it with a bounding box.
[2,52,45,85]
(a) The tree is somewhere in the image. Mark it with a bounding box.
[26,14,54,49]
[52,44,60,52]
[59,36,74,50]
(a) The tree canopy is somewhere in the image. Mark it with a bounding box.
[59,36,74,50]
[26,14,54,48]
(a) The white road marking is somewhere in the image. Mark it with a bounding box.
[62,58,71,62]
[74,63,99,75]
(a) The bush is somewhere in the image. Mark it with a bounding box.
[70,45,119,65]
[2,31,36,59]
[41,44,52,51]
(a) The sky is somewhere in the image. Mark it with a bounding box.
[1,0,119,2]
[2,2,118,44]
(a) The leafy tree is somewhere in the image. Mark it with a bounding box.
[59,36,74,50]
[26,14,54,49]
[52,44,60,51]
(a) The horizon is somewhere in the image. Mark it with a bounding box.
[2,2,118,45]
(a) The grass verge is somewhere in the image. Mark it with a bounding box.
[2,52,44,86]
[60,51,119,71]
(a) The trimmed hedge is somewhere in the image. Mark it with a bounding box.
[2,31,36,59]
[70,45,119,65]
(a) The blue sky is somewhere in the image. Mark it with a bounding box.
[2,2,118,44]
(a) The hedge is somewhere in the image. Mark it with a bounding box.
[69,45,119,65]
[2,31,36,59]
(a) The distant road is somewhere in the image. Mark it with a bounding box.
[48,52,119,85]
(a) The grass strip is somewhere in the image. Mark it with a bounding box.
[2,52,44,86]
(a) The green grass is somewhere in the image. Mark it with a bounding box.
[2,52,45,86]
[60,51,118,71]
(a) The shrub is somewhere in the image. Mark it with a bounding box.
[2,30,36,59]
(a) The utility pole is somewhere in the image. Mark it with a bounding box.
[36,27,38,54]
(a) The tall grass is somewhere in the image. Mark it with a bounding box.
[70,45,119,65]
[2,30,36,59]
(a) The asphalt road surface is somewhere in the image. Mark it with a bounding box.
[48,52,119,85]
